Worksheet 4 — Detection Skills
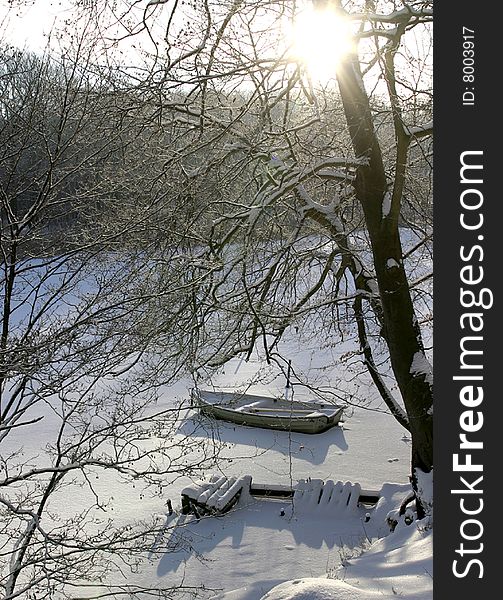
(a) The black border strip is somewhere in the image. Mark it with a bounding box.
[435,3,499,597]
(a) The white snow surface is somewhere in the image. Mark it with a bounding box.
[410,351,433,386]
[2,346,432,600]
[150,479,432,600]
[260,521,432,600]
[132,344,431,600]
[382,192,392,218]
[261,579,391,600]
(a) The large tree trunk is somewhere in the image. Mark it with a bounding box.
[336,48,433,517]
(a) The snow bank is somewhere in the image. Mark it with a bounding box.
[259,482,433,600]
[261,578,392,600]
[261,521,432,600]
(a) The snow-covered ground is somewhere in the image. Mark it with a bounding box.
[2,230,433,598]
[2,340,432,600]
[261,512,433,600]
[144,477,432,600]
[114,344,431,600]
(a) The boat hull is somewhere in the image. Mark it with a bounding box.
[192,390,344,434]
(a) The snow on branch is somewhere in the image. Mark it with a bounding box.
[410,351,433,388]
[357,27,400,40]
[353,292,410,431]
[405,120,433,139]
[254,155,362,212]
[350,3,432,40]
[350,6,433,24]
[267,156,365,188]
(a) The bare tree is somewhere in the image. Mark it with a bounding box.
[0,44,228,599]
[121,0,433,515]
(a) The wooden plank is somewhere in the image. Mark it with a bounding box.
[359,491,381,505]
[250,482,380,505]
[250,483,294,498]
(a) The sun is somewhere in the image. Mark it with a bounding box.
[288,4,354,82]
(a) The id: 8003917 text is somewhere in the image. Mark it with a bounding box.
[462,27,475,107]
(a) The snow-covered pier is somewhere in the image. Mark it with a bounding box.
[181,475,380,516]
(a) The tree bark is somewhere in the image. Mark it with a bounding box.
[336,48,433,516]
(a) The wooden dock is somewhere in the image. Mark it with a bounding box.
[181,475,380,516]
[250,481,380,506]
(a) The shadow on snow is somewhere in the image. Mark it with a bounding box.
[177,415,349,466]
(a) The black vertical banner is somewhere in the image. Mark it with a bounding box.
[435,2,499,598]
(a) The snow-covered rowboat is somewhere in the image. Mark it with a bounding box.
[191,389,344,434]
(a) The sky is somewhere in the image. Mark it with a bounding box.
[0,1,64,50]
[0,0,365,85]
[0,0,431,107]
